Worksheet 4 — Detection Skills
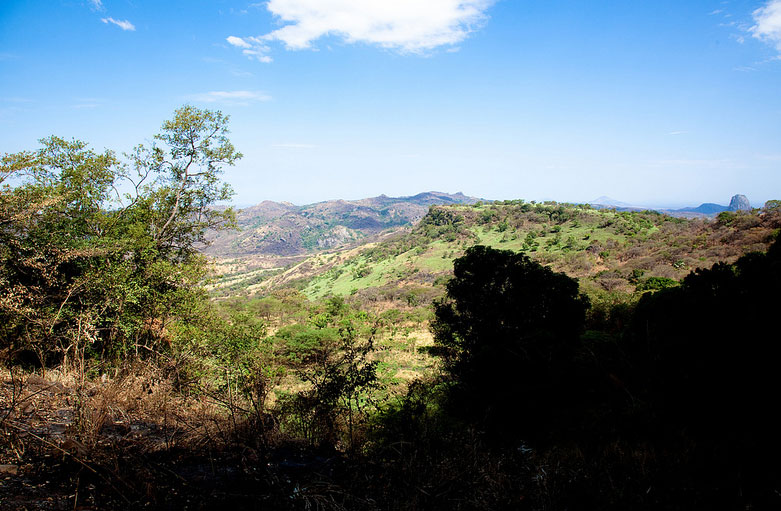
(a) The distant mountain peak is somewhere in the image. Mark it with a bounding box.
[587,194,753,218]
[676,203,728,215]
[729,194,751,211]
[206,191,482,258]
[589,196,634,208]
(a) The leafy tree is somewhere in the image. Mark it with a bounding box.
[431,245,589,443]
[128,105,238,257]
[635,276,678,292]
[279,312,381,450]
[0,106,239,368]
[523,231,538,251]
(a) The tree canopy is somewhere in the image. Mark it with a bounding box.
[629,236,781,485]
[0,106,238,367]
[431,245,589,442]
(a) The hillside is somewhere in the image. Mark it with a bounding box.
[203,191,480,259]
[208,200,781,303]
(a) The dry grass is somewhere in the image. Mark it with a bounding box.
[0,362,266,463]
[0,362,288,508]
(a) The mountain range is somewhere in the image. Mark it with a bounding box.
[589,194,752,218]
[205,192,756,263]
[204,191,480,259]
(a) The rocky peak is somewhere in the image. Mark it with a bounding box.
[729,194,751,212]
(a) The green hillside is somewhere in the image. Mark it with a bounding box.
[212,200,780,305]
[203,191,480,259]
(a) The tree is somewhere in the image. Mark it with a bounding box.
[763,199,781,211]
[278,310,381,451]
[128,105,238,257]
[0,137,124,366]
[431,245,588,443]
[629,236,781,494]
[0,106,239,367]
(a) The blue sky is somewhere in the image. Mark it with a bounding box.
[1,0,780,207]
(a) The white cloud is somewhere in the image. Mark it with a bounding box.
[89,0,104,11]
[750,0,781,52]
[228,0,494,61]
[226,36,252,49]
[189,90,272,105]
[101,17,136,31]
[226,35,274,62]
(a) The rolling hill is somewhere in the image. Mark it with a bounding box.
[203,191,481,261]
[207,199,781,304]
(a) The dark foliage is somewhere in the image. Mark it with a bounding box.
[431,245,589,444]
[624,236,781,505]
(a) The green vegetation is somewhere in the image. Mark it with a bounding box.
[3,115,781,508]
[431,246,589,443]
[0,105,237,368]
[238,198,779,310]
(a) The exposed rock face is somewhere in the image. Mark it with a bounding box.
[729,194,751,211]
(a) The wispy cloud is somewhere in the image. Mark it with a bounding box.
[648,158,738,169]
[71,97,105,109]
[72,103,101,109]
[101,17,136,31]
[272,143,317,149]
[227,0,494,62]
[226,36,273,62]
[188,90,272,106]
[750,0,781,53]
[230,69,255,77]
[89,0,105,11]
[1,97,33,103]
[756,153,781,161]
[668,130,688,135]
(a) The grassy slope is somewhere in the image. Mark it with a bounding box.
[260,202,778,301]
[208,202,779,391]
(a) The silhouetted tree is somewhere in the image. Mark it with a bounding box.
[629,235,781,503]
[431,245,589,443]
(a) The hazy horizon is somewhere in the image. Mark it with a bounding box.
[226,189,756,211]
